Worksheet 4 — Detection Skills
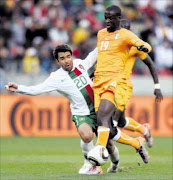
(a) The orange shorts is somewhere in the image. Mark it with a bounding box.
[124,81,133,108]
[93,75,127,112]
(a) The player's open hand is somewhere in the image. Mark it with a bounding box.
[137,45,149,53]
[154,89,163,103]
[5,82,18,92]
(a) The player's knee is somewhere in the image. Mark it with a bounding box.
[81,130,93,143]
[97,113,110,127]
[82,134,93,143]
[78,123,93,143]
[97,105,114,126]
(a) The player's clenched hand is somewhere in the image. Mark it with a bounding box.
[5,82,18,92]
[154,89,163,103]
[137,45,149,53]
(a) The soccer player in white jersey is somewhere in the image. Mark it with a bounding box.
[5,44,98,174]
[5,44,119,175]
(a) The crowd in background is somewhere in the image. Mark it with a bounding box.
[0,0,173,90]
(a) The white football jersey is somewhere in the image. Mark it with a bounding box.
[17,48,98,116]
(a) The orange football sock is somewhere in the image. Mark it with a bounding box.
[117,131,140,149]
[125,117,145,134]
[96,126,110,147]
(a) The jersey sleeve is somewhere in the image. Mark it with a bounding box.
[81,47,98,70]
[137,51,147,60]
[127,31,152,53]
[17,72,58,95]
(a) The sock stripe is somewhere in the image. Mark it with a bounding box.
[112,128,121,141]
[120,135,133,141]
[97,128,110,133]
[124,117,129,128]
[128,124,141,129]
[112,120,118,127]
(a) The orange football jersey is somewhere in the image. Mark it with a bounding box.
[95,28,151,78]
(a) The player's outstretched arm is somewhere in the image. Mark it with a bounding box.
[128,30,152,53]
[82,48,98,70]
[4,73,58,95]
[142,55,163,103]
[5,82,18,92]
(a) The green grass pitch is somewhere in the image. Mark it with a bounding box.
[0,137,172,180]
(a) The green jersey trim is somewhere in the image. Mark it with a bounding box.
[69,67,95,115]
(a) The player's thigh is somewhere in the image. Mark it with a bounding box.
[101,90,116,107]
[78,123,93,143]
[97,91,116,126]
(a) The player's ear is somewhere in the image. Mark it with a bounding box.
[117,16,121,21]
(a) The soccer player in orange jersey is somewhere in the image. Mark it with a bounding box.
[91,5,152,164]
[116,19,163,146]
[106,19,163,173]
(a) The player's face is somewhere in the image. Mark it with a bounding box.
[57,51,73,71]
[104,10,120,32]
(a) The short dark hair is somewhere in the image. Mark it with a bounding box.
[106,5,121,16]
[53,44,72,60]
[120,19,131,30]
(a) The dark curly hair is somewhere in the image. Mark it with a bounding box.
[53,44,72,61]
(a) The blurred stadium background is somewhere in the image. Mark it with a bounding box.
[0,0,173,135]
[0,0,173,142]
[0,0,173,90]
[0,0,172,179]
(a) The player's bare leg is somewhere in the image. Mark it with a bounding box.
[78,123,93,174]
[96,99,117,147]
[107,140,119,173]
[118,112,153,147]
[112,128,149,164]
[78,123,103,174]
[103,107,149,164]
